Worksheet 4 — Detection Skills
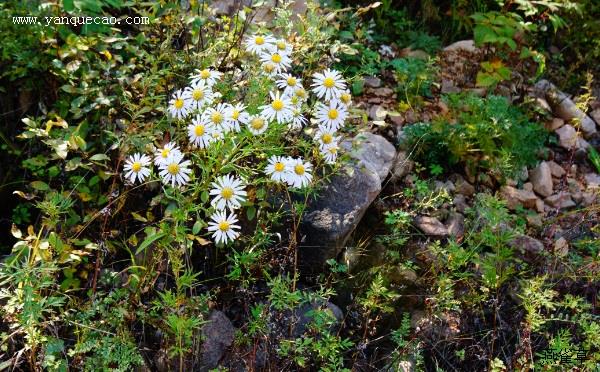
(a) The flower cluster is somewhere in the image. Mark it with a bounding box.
[122,31,350,245]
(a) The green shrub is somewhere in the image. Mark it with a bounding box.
[403,93,547,179]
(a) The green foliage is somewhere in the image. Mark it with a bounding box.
[403,93,547,179]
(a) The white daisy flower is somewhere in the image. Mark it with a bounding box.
[265,155,291,183]
[314,124,340,148]
[339,89,352,108]
[311,69,347,101]
[158,152,192,187]
[225,103,250,132]
[286,157,313,188]
[269,39,293,56]
[315,100,348,131]
[244,34,275,55]
[276,73,302,96]
[202,103,232,133]
[123,153,151,184]
[259,51,291,74]
[260,62,278,78]
[289,108,307,130]
[154,142,182,166]
[187,115,215,149]
[183,80,213,110]
[167,89,191,120]
[209,174,247,211]
[321,143,340,164]
[260,91,293,124]
[247,114,269,135]
[190,68,222,87]
[207,210,241,245]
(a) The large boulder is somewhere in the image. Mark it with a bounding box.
[299,132,396,272]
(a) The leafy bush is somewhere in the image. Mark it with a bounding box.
[403,93,547,179]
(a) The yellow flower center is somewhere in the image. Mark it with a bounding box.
[255,36,265,45]
[274,162,285,172]
[218,220,230,231]
[328,109,339,120]
[200,69,210,79]
[277,41,286,50]
[263,63,275,73]
[174,98,184,109]
[341,93,351,104]
[328,147,338,154]
[294,164,305,175]
[192,89,204,100]
[131,162,142,172]
[167,163,179,175]
[212,132,221,139]
[211,112,223,124]
[251,118,264,130]
[323,77,335,88]
[231,110,240,120]
[161,148,170,158]
[194,125,205,136]
[286,77,296,86]
[221,186,234,200]
[322,133,333,144]
[291,96,299,105]
[271,53,282,63]
[295,88,306,98]
[272,99,284,111]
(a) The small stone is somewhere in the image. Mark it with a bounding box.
[535,97,552,112]
[584,173,600,189]
[544,192,576,209]
[530,161,553,197]
[509,234,544,255]
[390,151,414,182]
[446,212,465,239]
[526,214,543,228]
[591,108,600,125]
[523,182,533,192]
[547,160,566,178]
[453,194,468,213]
[373,87,395,97]
[535,199,545,213]
[364,76,382,88]
[414,215,448,237]
[500,185,539,210]
[545,118,564,131]
[581,192,597,206]
[201,311,235,370]
[518,166,529,182]
[555,125,586,150]
[441,79,460,94]
[554,237,569,256]
[388,114,404,127]
[443,39,477,53]
[455,178,475,197]
[368,105,387,121]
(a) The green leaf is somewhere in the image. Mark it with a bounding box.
[246,206,256,221]
[90,154,110,161]
[135,232,166,255]
[30,181,49,191]
[192,220,202,235]
[200,191,209,203]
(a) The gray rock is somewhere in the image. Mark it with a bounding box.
[544,192,576,209]
[390,151,414,182]
[364,76,382,88]
[441,79,460,94]
[554,237,569,256]
[201,311,235,371]
[453,194,468,213]
[591,108,600,125]
[443,39,477,53]
[535,80,597,138]
[547,160,566,178]
[446,212,465,239]
[584,173,600,189]
[368,105,387,121]
[300,133,395,271]
[414,215,448,237]
[545,117,564,131]
[555,125,589,150]
[500,185,538,210]
[292,301,343,337]
[530,161,553,197]
[455,178,475,197]
[509,235,544,255]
